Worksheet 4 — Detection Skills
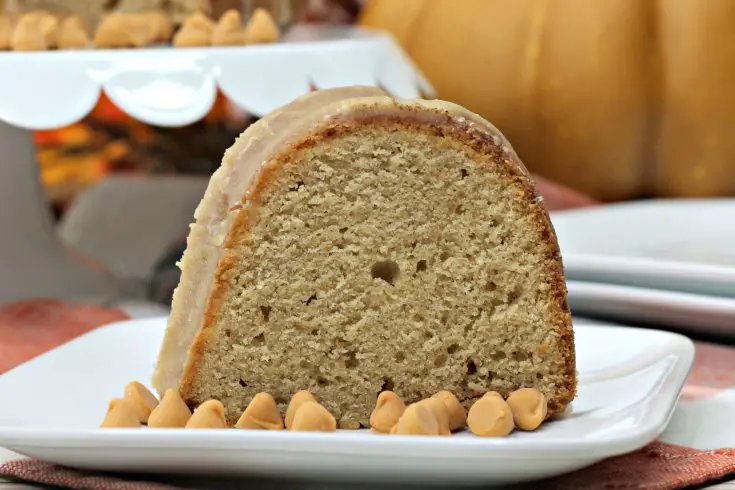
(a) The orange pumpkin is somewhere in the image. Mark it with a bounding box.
[360,0,735,201]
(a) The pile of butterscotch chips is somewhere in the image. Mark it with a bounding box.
[102,381,549,437]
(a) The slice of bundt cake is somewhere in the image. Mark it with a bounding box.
[152,86,576,428]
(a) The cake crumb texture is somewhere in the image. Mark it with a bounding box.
[180,116,575,427]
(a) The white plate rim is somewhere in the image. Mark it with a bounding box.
[563,254,735,292]
[566,280,735,336]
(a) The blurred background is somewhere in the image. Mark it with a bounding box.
[0,0,733,309]
[25,0,735,217]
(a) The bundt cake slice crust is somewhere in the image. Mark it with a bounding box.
[175,100,575,427]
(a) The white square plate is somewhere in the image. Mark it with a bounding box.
[0,317,693,486]
[551,199,735,298]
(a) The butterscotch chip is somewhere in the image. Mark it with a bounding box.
[124,381,159,424]
[11,15,47,51]
[467,395,514,437]
[94,13,154,49]
[92,14,119,48]
[172,12,214,47]
[148,389,192,428]
[142,11,173,42]
[431,391,466,431]
[390,403,439,436]
[369,391,405,434]
[101,398,141,428]
[235,392,284,430]
[290,401,337,432]
[284,390,316,429]
[417,397,451,436]
[172,27,209,47]
[39,14,59,49]
[186,399,228,429]
[506,388,547,431]
[0,17,12,50]
[58,16,89,49]
[211,9,246,46]
[243,7,279,44]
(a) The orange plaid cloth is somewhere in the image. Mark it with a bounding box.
[1,299,734,490]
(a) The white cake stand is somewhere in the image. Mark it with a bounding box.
[0,25,434,305]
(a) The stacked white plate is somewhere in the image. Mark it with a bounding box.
[551,198,735,336]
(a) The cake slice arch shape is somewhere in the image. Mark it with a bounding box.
[152,86,576,428]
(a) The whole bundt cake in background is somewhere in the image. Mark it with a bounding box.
[152,86,577,428]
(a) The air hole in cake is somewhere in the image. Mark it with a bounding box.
[299,359,311,369]
[238,379,248,388]
[466,359,477,375]
[339,227,348,234]
[447,343,459,354]
[508,284,523,304]
[413,313,424,323]
[310,328,319,336]
[484,281,497,292]
[434,354,447,367]
[488,371,496,382]
[411,241,418,249]
[275,396,287,405]
[395,351,406,362]
[303,294,317,305]
[536,372,544,380]
[456,204,464,214]
[423,330,434,340]
[371,260,400,285]
[460,168,469,179]
[345,351,358,369]
[416,260,427,273]
[440,312,449,325]
[252,333,265,345]
[317,377,329,386]
[512,351,529,362]
[224,329,232,338]
[290,180,304,191]
[491,351,507,361]
[259,305,271,322]
[381,377,394,392]
[439,251,451,262]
